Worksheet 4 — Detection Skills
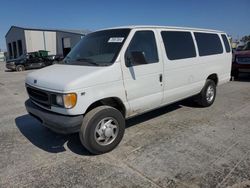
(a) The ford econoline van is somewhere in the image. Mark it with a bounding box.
[25,26,232,154]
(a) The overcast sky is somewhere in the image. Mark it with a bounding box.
[0,0,249,51]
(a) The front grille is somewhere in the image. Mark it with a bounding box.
[26,86,51,108]
[237,57,250,64]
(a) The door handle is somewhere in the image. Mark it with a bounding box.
[159,74,163,82]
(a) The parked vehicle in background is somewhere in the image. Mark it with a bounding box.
[232,41,250,78]
[5,50,61,71]
[236,44,245,51]
[0,51,6,62]
[47,54,64,62]
[24,26,232,154]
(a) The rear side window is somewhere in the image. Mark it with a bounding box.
[194,32,223,56]
[221,34,231,53]
[161,31,196,60]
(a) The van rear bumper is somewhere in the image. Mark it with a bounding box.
[25,99,83,134]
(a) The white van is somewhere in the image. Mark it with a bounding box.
[25,26,232,154]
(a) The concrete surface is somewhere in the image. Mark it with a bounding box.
[0,63,250,188]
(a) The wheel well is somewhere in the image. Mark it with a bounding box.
[85,97,126,117]
[207,74,218,85]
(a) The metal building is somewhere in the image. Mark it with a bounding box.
[5,26,90,59]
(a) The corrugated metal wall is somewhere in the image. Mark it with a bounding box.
[6,27,84,59]
[5,27,26,59]
[25,30,56,55]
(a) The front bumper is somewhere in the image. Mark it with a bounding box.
[25,99,83,134]
[232,62,250,70]
[6,63,16,70]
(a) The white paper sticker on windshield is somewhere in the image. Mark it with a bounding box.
[108,37,124,43]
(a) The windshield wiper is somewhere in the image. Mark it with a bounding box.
[75,58,102,66]
[65,57,109,66]
[75,58,93,62]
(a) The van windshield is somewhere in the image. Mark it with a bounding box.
[64,29,131,66]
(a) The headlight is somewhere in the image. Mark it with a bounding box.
[63,93,77,108]
[54,93,77,109]
[56,95,64,106]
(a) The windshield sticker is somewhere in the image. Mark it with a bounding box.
[108,37,124,43]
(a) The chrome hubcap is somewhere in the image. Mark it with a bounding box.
[94,117,119,146]
[206,85,214,103]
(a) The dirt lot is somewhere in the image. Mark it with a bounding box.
[0,63,250,188]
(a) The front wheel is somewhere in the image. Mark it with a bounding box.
[79,106,125,154]
[196,79,216,107]
[16,65,25,72]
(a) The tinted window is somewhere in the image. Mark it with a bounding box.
[161,31,196,60]
[125,31,158,66]
[221,34,231,53]
[243,41,250,51]
[195,32,223,56]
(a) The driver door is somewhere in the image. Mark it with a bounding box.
[121,30,164,115]
[27,55,37,68]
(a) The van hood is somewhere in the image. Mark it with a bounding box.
[25,64,121,92]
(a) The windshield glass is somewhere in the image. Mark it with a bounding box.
[243,42,250,51]
[16,54,27,60]
[64,29,131,66]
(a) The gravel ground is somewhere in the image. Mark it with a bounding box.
[0,63,250,188]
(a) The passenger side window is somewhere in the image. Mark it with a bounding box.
[194,32,223,56]
[161,31,196,60]
[221,34,231,53]
[125,31,158,67]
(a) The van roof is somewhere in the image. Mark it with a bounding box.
[98,25,224,33]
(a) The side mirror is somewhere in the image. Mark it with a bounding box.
[126,51,147,67]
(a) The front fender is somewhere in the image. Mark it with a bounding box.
[65,80,130,116]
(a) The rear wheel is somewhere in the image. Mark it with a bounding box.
[196,79,216,107]
[16,65,25,72]
[79,106,125,154]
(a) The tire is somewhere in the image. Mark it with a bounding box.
[196,79,216,107]
[79,106,125,154]
[16,65,25,72]
[232,70,239,79]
